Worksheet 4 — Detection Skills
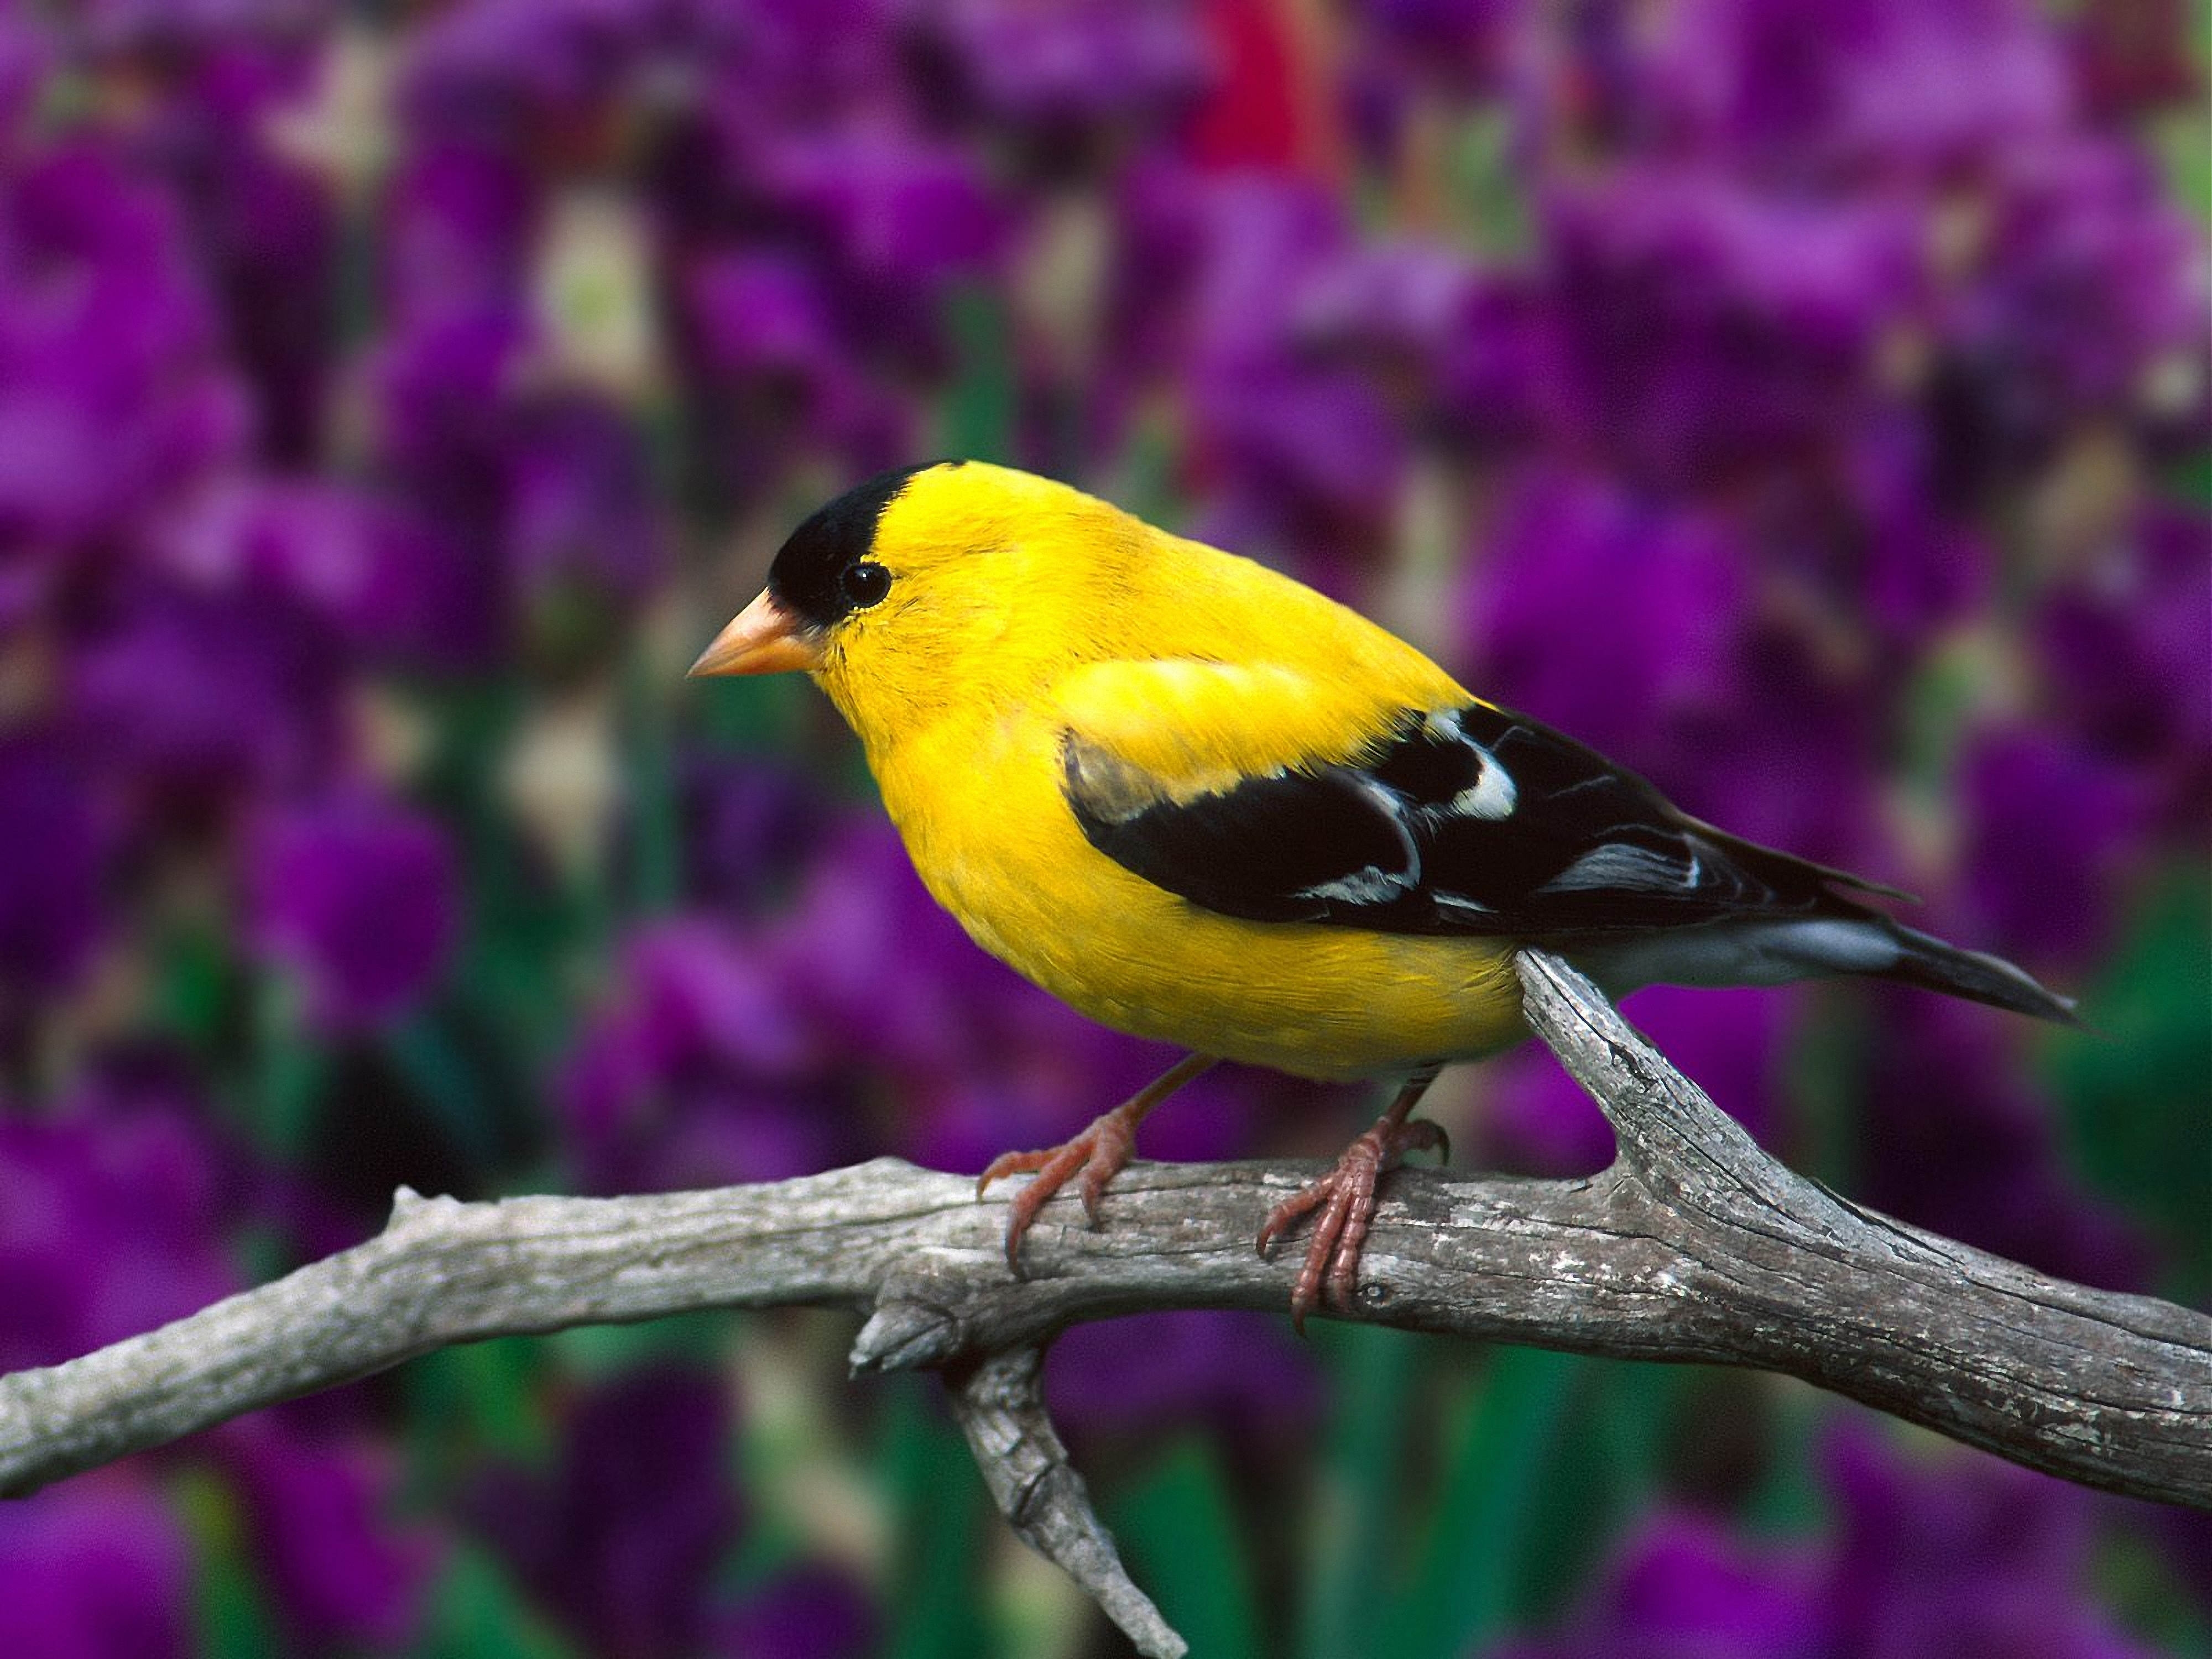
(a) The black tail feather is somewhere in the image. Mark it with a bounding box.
[1876,920,2081,1026]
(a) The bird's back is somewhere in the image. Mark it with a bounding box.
[857,500,1528,1079]
[799,462,2072,1076]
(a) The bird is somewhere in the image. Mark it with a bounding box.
[690,460,2075,1328]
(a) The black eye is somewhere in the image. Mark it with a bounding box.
[840,561,891,609]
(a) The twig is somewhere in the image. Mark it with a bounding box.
[946,1347,1186,1658]
[1,953,2204,1656]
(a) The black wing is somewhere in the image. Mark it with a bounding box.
[1062,702,1891,941]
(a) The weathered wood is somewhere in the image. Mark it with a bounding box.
[2,953,2203,1655]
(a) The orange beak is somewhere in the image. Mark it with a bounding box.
[687,589,824,677]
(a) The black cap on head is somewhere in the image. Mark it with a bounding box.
[768,461,959,629]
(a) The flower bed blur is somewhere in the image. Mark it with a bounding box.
[0,2,2204,1655]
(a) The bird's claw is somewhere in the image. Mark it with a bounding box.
[978,1106,1140,1274]
[1257,1114,1447,1332]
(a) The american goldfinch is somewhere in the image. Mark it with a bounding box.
[692,461,2074,1326]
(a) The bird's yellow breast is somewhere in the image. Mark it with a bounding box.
[809,467,1530,1077]
[870,706,1526,1081]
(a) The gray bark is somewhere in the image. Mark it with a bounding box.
[1,954,2202,1657]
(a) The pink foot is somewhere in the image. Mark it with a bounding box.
[1257,1113,1448,1332]
[977,1053,1214,1276]
[977,1103,1143,1274]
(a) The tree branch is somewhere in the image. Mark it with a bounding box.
[1,954,2203,1657]
[945,1346,1186,1657]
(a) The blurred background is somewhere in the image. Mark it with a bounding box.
[0,0,2206,1654]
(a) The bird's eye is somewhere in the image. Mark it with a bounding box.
[841,561,892,610]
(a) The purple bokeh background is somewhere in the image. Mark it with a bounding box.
[0,1,2204,1653]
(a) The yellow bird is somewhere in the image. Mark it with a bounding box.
[691,461,2073,1326]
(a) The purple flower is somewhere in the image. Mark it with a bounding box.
[361,307,529,665]
[214,1415,436,1650]
[1047,1311,1321,1448]
[670,751,830,916]
[0,736,110,1003]
[1341,0,1519,173]
[1098,163,1349,457]
[681,248,843,380]
[0,1063,241,1372]
[1142,175,1426,560]
[468,1364,744,1659]
[714,1564,876,1659]
[207,150,338,462]
[0,1472,194,1658]
[369,301,533,491]
[1829,422,1997,645]
[762,820,1258,1170]
[1929,136,2208,491]
[155,476,416,635]
[1194,362,1406,534]
[559,917,836,1195]
[246,787,461,1033]
[1433,271,1552,452]
[116,47,342,471]
[1533,164,1921,491]
[1493,1511,1823,1659]
[362,277,665,655]
[0,6,50,152]
[468,1361,878,1659]
[1461,469,1747,748]
[72,586,343,812]
[773,126,1010,286]
[75,0,337,60]
[760,124,1010,366]
[2068,0,2204,121]
[1625,0,2072,180]
[379,142,540,330]
[1172,172,1347,369]
[1458,468,1890,869]
[504,392,665,607]
[0,142,247,561]
[1500,1423,2162,1659]
[0,1066,436,1641]
[1858,992,2150,1292]
[1956,723,2151,969]
[1289,236,1484,378]
[907,0,1214,171]
[1821,1423,2158,1659]
[648,0,904,213]
[1350,0,1525,92]
[671,247,908,503]
[1485,985,1799,1175]
[397,0,668,158]
[1098,156,1213,385]
[2032,501,2212,835]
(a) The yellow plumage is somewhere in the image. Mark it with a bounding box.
[690,458,2073,1319]
[806,463,1524,1079]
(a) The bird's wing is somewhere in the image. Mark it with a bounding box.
[1058,662,1884,940]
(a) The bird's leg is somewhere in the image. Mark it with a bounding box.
[978,1052,1218,1274]
[1257,1066,1447,1332]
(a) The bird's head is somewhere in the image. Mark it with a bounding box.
[690,460,1147,748]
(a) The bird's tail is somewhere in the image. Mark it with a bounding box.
[1870,919,2081,1025]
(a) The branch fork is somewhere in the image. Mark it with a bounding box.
[2,954,2204,1657]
